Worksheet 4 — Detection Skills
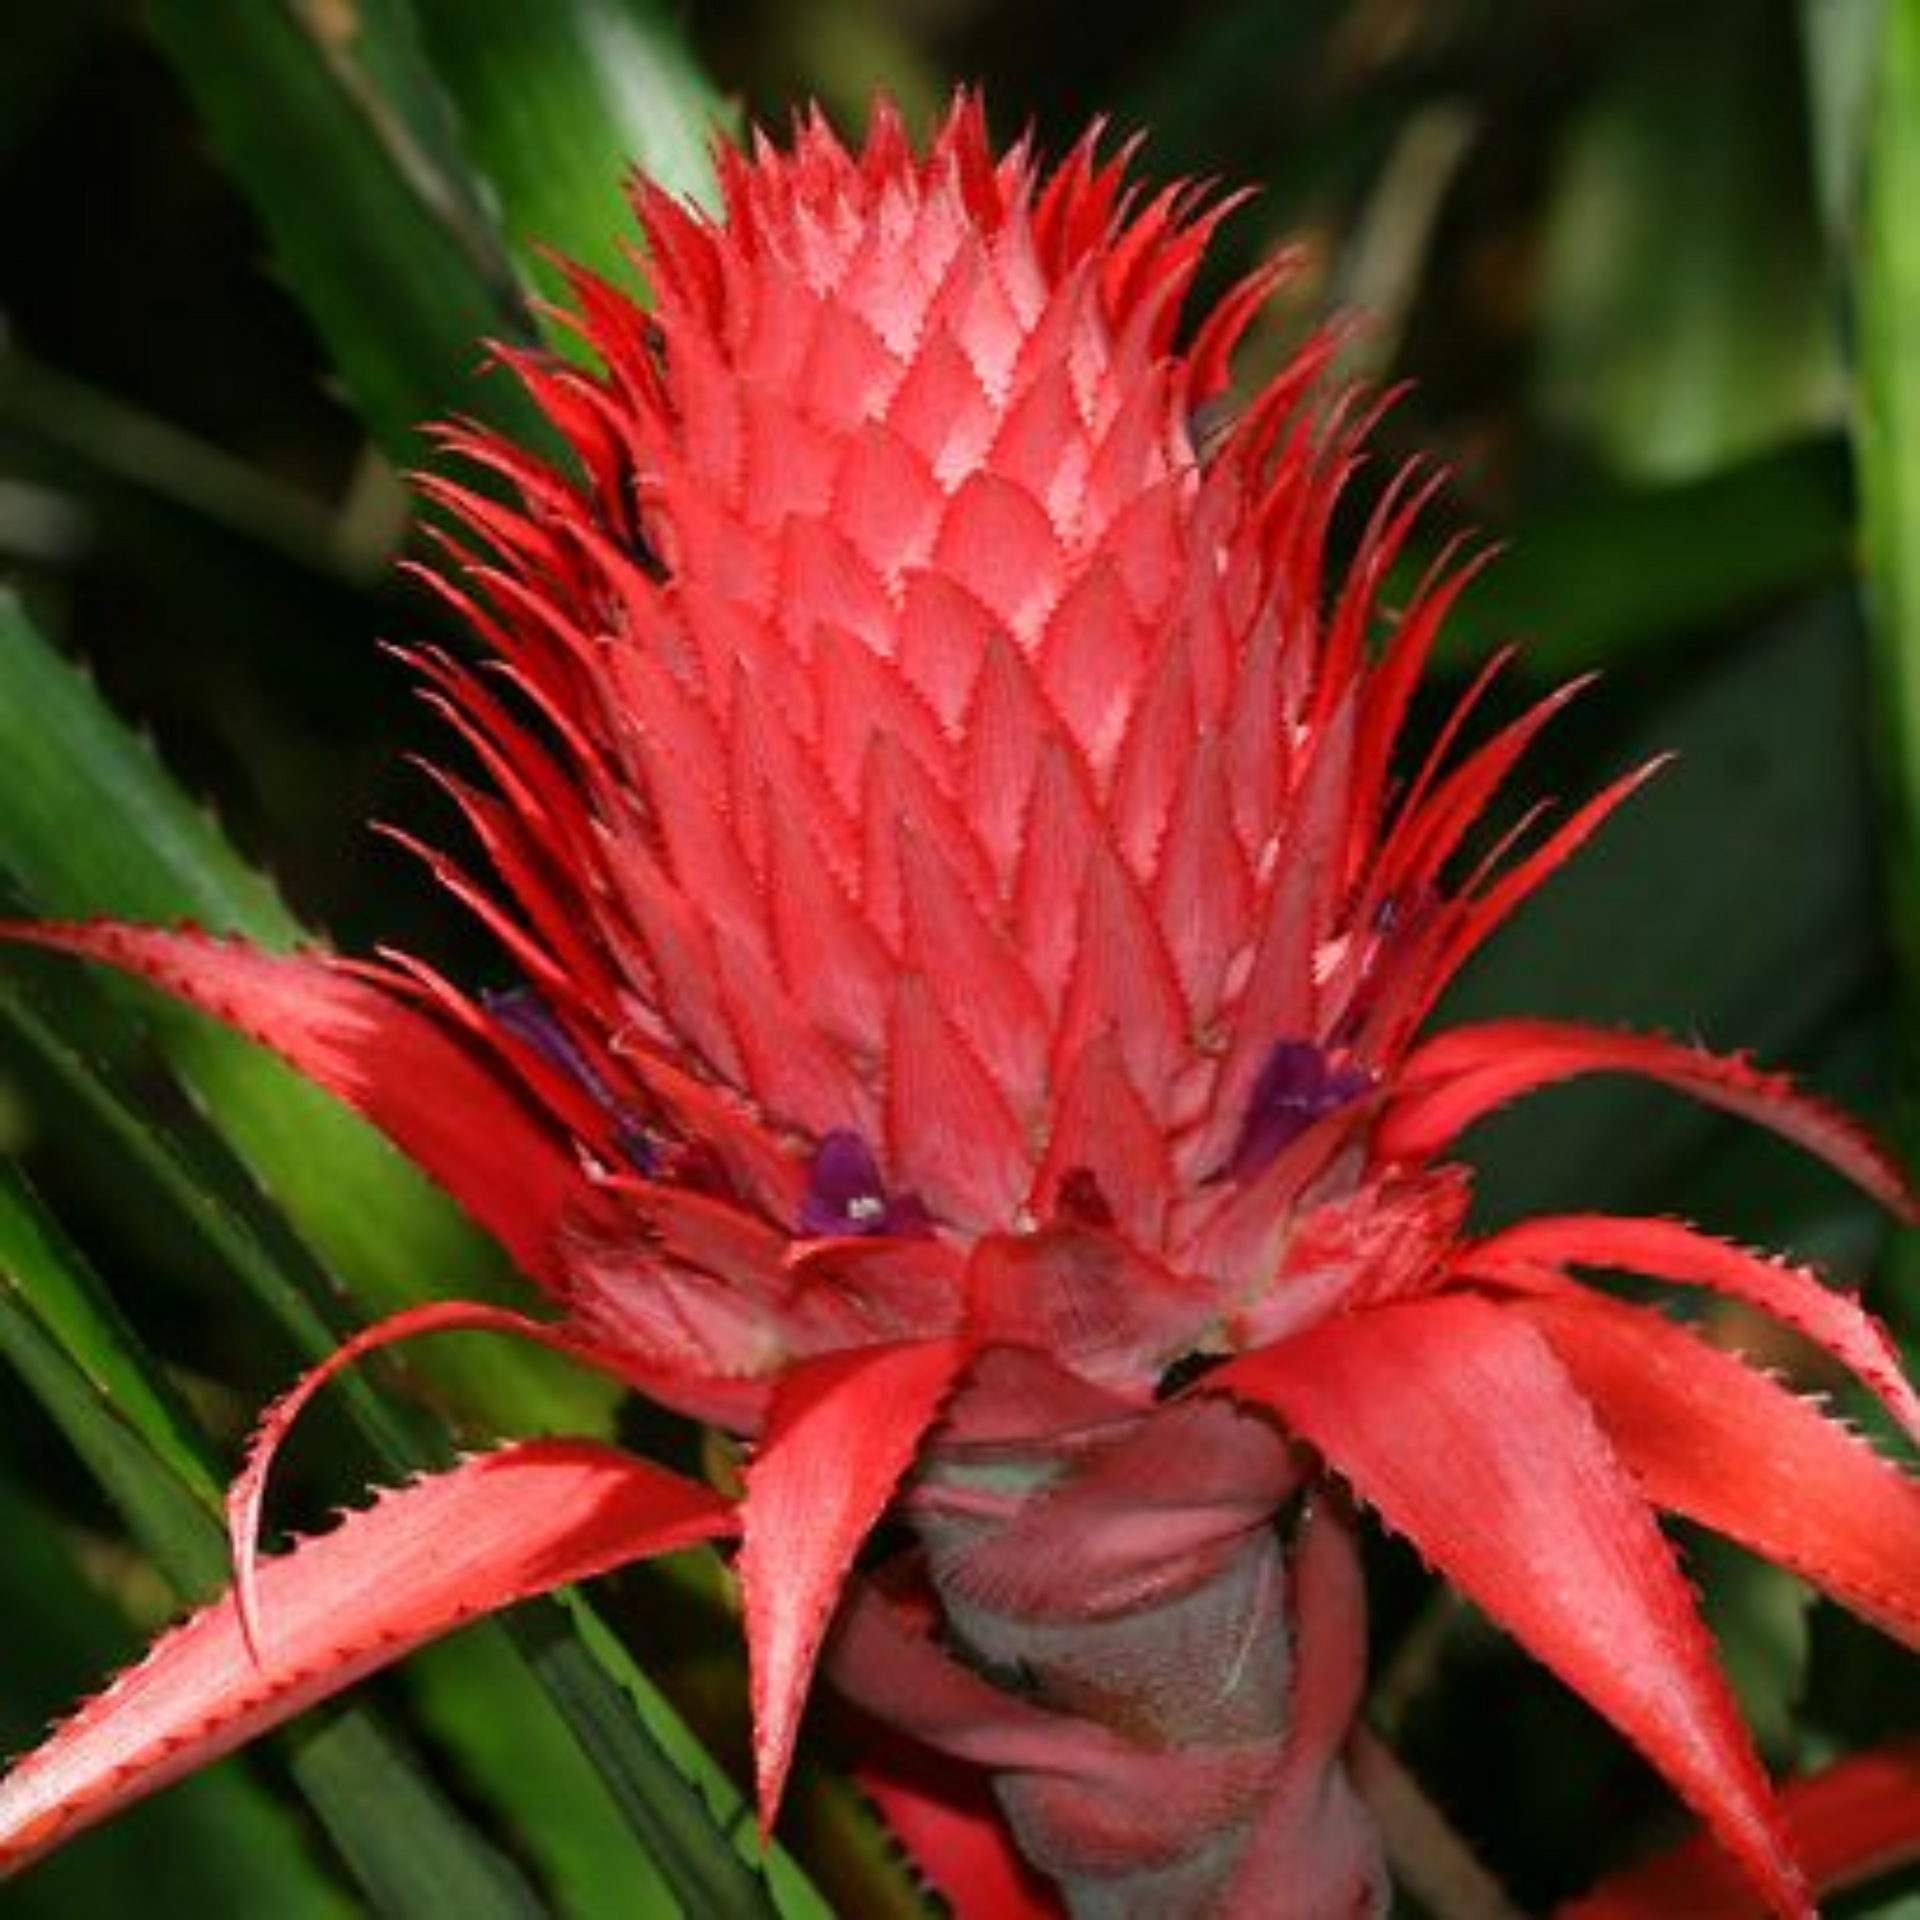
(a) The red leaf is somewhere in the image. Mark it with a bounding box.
[0,1441,733,1873]
[1517,1290,1920,1649]
[855,1736,1063,1919]
[225,1300,627,1650]
[1565,1742,1920,1920]
[1384,1019,1916,1221]
[1212,1294,1807,1915]
[1,922,585,1283]
[1466,1214,1920,1443]
[740,1339,970,1826]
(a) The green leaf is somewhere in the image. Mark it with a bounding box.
[495,1605,789,1920]
[0,971,426,1463]
[546,1593,838,1920]
[1440,437,1855,677]
[1855,0,1920,1360]
[0,590,607,1436]
[146,0,537,464]
[405,1627,683,1920]
[0,1266,230,1598]
[286,1710,552,1920]
[0,1159,223,1511]
[0,592,297,936]
[1535,0,1841,483]
[1860,0,1920,1006]
[413,0,729,317]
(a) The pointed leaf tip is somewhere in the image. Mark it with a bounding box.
[228,1299,628,1658]
[740,1339,969,1831]
[856,1739,1063,1919]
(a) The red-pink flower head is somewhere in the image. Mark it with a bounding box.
[387,97,1588,1413]
[4,96,1916,1919]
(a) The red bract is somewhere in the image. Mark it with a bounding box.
[4,96,1918,1917]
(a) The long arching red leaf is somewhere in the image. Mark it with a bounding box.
[1382,1019,1914,1220]
[1464,1213,1920,1442]
[0,1440,733,1873]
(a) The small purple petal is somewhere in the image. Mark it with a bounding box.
[799,1130,931,1238]
[1230,1040,1374,1179]
[486,988,606,1094]
[486,987,658,1173]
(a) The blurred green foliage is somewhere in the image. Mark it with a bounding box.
[0,0,1913,1912]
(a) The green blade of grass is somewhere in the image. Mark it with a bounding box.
[0,969,429,1462]
[0,1256,229,1596]
[404,1628,686,1920]
[495,1607,787,1920]
[546,1592,838,1920]
[1861,0,1920,974]
[291,1712,552,1920]
[150,0,732,450]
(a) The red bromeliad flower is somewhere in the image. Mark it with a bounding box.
[3,96,1918,1917]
